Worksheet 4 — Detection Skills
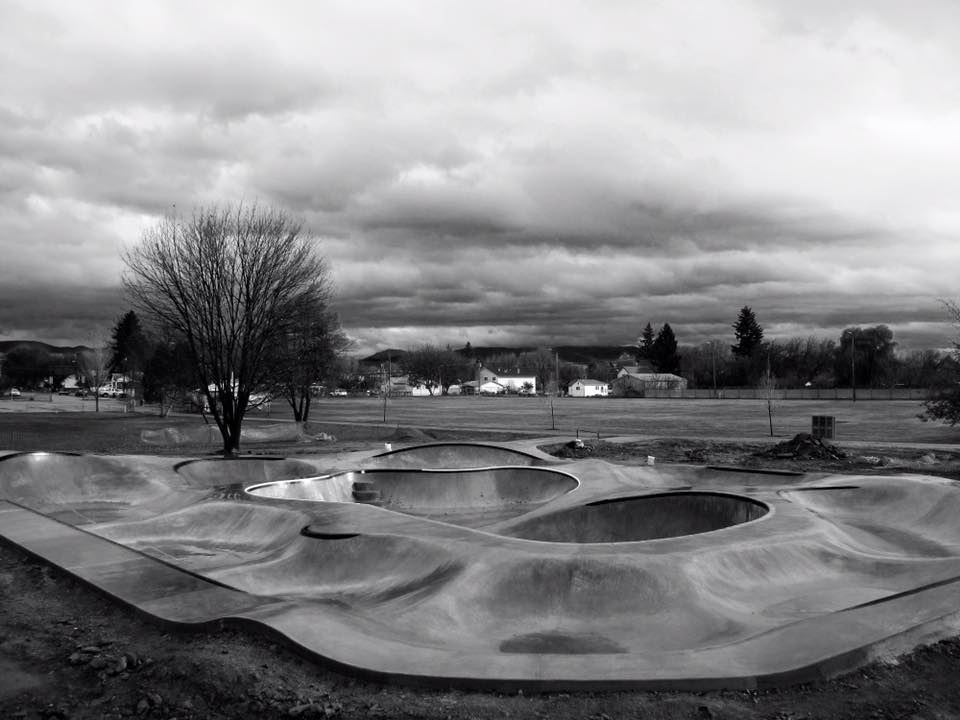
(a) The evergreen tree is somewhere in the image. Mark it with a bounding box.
[732,306,764,357]
[110,310,148,376]
[651,323,680,374]
[109,310,150,402]
[638,323,655,361]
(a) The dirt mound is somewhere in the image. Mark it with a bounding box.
[548,439,601,459]
[756,433,846,460]
[387,426,436,442]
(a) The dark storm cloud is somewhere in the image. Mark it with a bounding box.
[0,282,123,344]
[1,1,958,355]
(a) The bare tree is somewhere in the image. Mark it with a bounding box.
[401,345,471,395]
[758,357,778,437]
[401,345,446,396]
[921,299,960,426]
[123,204,332,454]
[79,340,112,413]
[271,311,351,422]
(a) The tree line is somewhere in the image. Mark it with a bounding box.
[637,307,956,392]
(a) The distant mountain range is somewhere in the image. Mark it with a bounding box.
[0,340,90,356]
[2,340,641,368]
[360,345,640,365]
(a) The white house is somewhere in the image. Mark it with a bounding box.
[384,374,434,396]
[476,365,537,394]
[569,379,609,397]
[479,380,506,395]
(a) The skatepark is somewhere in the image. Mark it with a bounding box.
[3,440,960,691]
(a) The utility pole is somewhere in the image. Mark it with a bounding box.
[851,338,856,402]
[380,362,387,422]
[711,341,717,398]
[555,351,560,397]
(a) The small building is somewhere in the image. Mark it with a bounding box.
[569,379,609,398]
[479,380,506,395]
[97,373,133,396]
[385,375,435,396]
[476,365,537,394]
[611,371,688,397]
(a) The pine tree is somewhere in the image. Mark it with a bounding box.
[110,310,148,374]
[638,323,655,361]
[651,323,680,373]
[732,306,764,357]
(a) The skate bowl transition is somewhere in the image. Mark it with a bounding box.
[3,441,960,690]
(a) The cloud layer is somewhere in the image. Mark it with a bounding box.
[1,1,958,353]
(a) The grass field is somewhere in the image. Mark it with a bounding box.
[304,395,960,445]
[0,394,957,448]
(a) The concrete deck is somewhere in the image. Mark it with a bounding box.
[2,442,960,690]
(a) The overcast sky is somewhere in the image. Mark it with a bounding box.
[1,1,958,355]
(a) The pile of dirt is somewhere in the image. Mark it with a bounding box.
[386,426,437,443]
[549,439,602,459]
[755,432,846,461]
[543,439,758,466]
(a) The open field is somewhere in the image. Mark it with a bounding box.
[1,394,959,449]
[274,395,959,445]
[1,394,959,448]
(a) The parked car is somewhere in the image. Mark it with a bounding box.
[8,387,21,397]
[331,389,348,396]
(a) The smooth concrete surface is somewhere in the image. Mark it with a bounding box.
[365,442,554,469]
[2,443,960,690]
[498,491,768,543]
[246,466,580,527]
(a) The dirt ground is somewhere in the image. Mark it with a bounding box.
[2,413,960,719]
[546,434,960,482]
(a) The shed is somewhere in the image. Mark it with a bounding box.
[569,379,609,398]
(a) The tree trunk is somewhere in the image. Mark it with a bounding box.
[222,417,242,456]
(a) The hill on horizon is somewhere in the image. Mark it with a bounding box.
[0,340,90,356]
[359,344,640,366]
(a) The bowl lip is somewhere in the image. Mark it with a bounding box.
[243,464,582,502]
[499,489,774,545]
[174,455,308,473]
[0,450,85,462]
[372,441,547,462]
